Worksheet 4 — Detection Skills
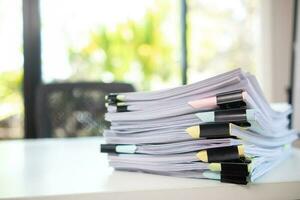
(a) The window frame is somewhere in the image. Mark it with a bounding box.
[22,0,188,138]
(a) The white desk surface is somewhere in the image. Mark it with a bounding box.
[1,137,300,200]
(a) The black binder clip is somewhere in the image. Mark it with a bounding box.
[214,108,251,127]
[100,144,117,153]
[116,105,129,112]
[198,122,239,139]
[220,173,249,185]
[220,160,251,176]
[216,90,246,109]
[219,158,251,185]
[106,93,119,106]
[205,145,244,162]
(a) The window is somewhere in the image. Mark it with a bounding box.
[0,0,271,139]
[187,0,261,84]
[0,0,23,139]
[40,0,181,91]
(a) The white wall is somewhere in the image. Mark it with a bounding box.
[260,0,300,130]
[293,0,300,130]
[259,0,294,103]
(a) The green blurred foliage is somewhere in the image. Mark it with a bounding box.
[68,3,176,90]
[0,70,23,105]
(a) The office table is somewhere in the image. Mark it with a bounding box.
[0,137,300,200]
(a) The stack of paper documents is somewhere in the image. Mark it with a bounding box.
[100,68,297,184]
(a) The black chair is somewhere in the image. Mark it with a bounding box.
[35,82,134,138]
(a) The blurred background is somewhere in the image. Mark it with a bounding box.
[0,0,297,139]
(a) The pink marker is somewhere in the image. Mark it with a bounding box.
[188,90,248,109]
